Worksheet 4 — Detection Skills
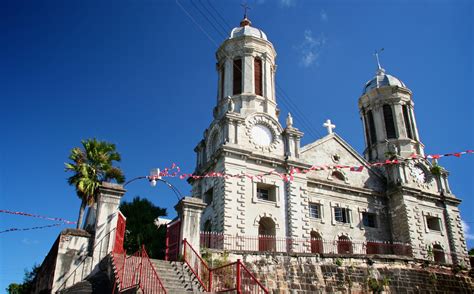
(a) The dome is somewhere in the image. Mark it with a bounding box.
[230,17,268,41]
[363,68,407,94]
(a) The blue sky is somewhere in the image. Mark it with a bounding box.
[0,0,472,289]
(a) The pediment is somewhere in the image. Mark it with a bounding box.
[300,133,385,192]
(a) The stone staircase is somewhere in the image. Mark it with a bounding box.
[149,259,205,293]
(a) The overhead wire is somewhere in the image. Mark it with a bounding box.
[187,0,323,140]
[177,0,325,140]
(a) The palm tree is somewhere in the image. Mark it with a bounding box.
[65,139,125,229]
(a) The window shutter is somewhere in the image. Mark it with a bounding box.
[383,104,396,139]
[402,105,413,139]
[367,110,377,144]
[364,113,372,146]
[254,58,262,96]
[220,66,225,99]
[233,59,242,95]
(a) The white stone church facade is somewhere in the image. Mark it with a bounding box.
[189,16,468,265]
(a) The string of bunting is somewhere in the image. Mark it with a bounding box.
[0,223,64,234]
[153,149,473,182]
[0,209,77,225]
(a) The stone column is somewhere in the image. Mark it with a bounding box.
[93,182,126,260]
[175,197,207,255]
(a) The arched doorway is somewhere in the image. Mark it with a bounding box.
[258,217,276,252]
[432,244,446,264]
[310,231,323,254]
[337,235,353,254]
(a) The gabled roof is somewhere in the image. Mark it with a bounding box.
[300,132,385,180]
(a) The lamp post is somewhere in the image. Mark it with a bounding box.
[123,168,183,201]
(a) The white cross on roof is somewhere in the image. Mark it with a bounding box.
[323,119,336,134]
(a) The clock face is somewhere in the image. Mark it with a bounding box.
[251,124,273,146]
[413,166,426,183]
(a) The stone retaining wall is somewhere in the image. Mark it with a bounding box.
[205,251,474,293]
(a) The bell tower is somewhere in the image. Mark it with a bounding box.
[213,15,278,120]
[190,15,303,238]
[358,59,423,163]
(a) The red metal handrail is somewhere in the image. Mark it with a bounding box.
[111,247,167,294]
[239,260,268,293]
[140,246,167,293]
[183,239,268,294]
[183,238,211,291]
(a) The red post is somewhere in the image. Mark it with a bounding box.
[209,269,212,292]
[236,259,241,294]
[165,226,170,261]
[138,245,144,287]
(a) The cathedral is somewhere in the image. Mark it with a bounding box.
[189,16,468,265]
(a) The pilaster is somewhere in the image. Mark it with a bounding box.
[175,197,207,253]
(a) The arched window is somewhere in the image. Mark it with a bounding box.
[258,217,276,252]
[254,57,263,96]
[337,236,353,254]
[367,110,377,145]
[402,105,413,139]
[233,58,242,95]
[432,244,446,264]
[383,104,396,139]
[310,231,323,254]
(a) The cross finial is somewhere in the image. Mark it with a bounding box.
[241,2,251,19]
[323,119,336,134]
[373,48,384,71]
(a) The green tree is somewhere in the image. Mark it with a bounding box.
[120,197,167,259]
[65,139,125,229]
[469,248,474,256]
[6,264,39,294]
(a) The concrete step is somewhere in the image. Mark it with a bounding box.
[149,259,204,293]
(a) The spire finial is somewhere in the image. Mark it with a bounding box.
[240,2,252,27]
[241,2,250,19]
[373,48,384,72]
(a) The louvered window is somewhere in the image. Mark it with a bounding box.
[402,105,413,139]
[367,110,377,145]
[220,66,225,99]
[254,58,262,96]
[233,59,242,95]
[383,104,396,139]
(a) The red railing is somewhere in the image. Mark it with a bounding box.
[183,239,268,293]
[200,232,412,257]
[183,239,211,290]
[140,247,167,293]
[111,246,166,293]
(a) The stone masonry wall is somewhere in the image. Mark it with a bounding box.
[207,251,474,293]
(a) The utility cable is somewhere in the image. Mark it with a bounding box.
[181,0,322,140]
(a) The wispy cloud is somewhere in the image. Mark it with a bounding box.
[320,9,328,22]
[280,0,296,7]
[462,220,474,240]
[22,238,39,245]
[296,29,327,68]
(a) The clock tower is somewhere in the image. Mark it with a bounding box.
[358,64,469,265]
[190,15,303,237]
